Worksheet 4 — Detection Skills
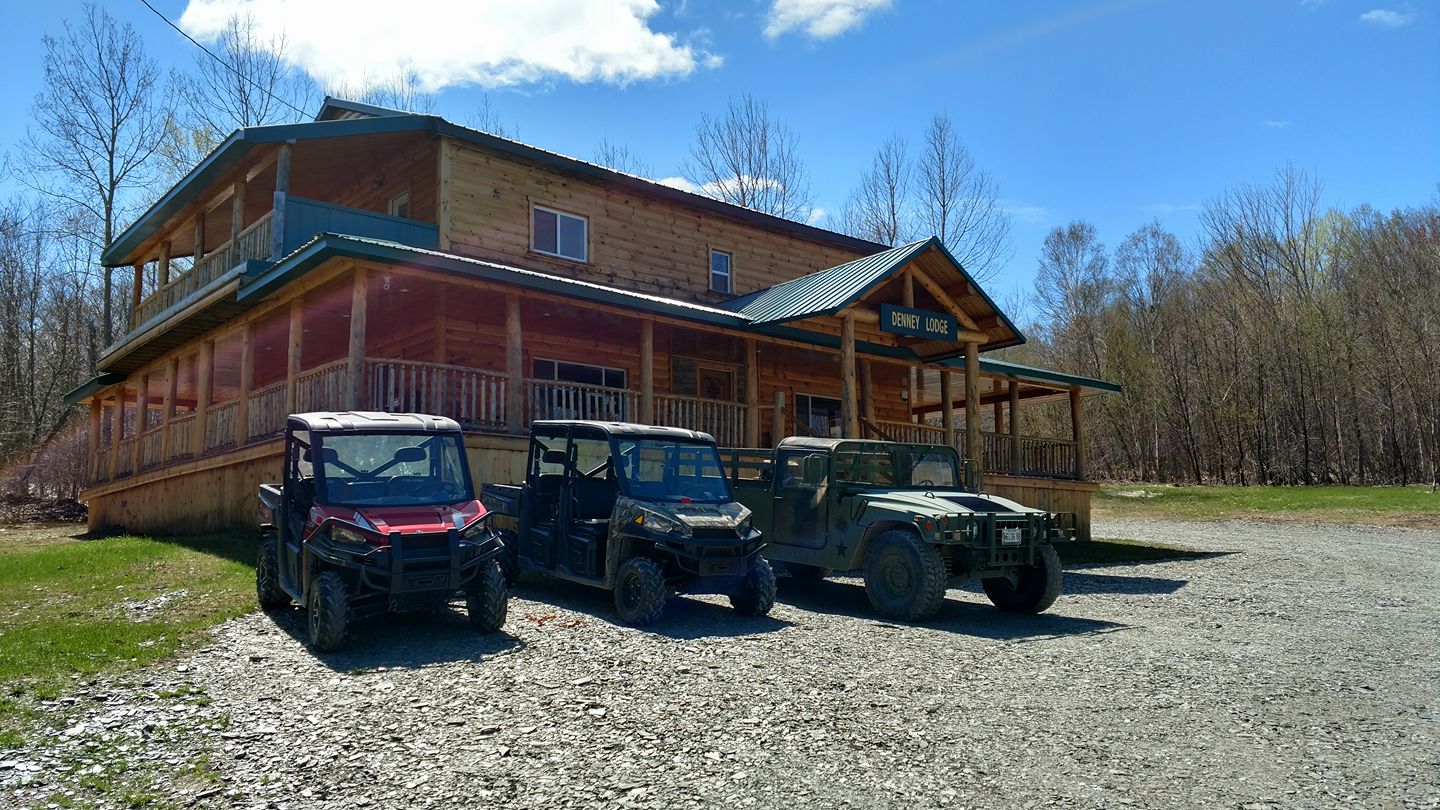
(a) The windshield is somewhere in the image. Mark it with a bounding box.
[314,431,472,507]
[616,438,733,504]
[832,445,961,488]
[904,447,960,488]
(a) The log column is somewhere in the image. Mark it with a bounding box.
[1009,380,1022,474]
[193,211,207,263]
[346,270,368,411]
[130,263,143,330]
[903,273,916,420]
[772,391,786,448]
[88,400,102,481]
[160,357,178,462]
[840,313,859,439]
[859,359,875,436]
[158,241,171,287]
[965,341,982,473]
[1070,387,1086,480]
[235,322,254,445]
[194,342,213,456]
[640,320,655,424]
[270,142,292,261]
[229,179,247,264]
[940,371,955,449]
[744,338,760,446]
[132,374,149,471]
[109,388,124,478]
[505,295,523,433]
[286,297,304,414]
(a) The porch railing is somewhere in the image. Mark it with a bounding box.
[247,381,288,440]
[526,379,638,423]
[293,360,348,413]
[205,400,239,451]
[138,429,165,470]
[132,211,275,328]
[1019,437,1077,479]
[366,358,506,430]
[868,419,947,445]
[167,412,196,461]
[654,395,746,446]
[114,438,136,477]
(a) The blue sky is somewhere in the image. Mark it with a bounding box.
[1,0,1436,304]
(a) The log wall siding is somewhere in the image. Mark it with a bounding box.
[329,136,437,223]
[443,139,868,302]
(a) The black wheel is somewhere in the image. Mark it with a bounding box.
[613,557,667,626]
[730,557,777,617]
[306,571,351,652]
[466,559,509,632]
[862,529,947,621]
[256,532,289,610]
[496,529,521,586]
[983,545,1062,614]
[783,562,832,581]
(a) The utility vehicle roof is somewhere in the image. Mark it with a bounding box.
[775,436,959,453]
[287,412,462,433]
[531,420,715,443]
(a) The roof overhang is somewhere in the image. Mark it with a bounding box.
[62,372,127,405]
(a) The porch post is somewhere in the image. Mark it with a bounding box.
[903,273,916,421]
[193,211,206,262]
[229,179,247,264]
[859,358,875,437]
[109,388,124,478]
[88,399,101,481]
[194,343,213,456]
[235,322,254,445]
[965,341,982,472]
[433,292,448,364]
[160,357,177,462]
[744,337,760,446]
[992,396,1004,434]
[130,262,143,329]
[640,320,655,423]
[270,142,292,261]
[505,295,523,433]
[286,297,303,414]
[1009,380,1022,474]
[940,371,955,449]
[1070,387,1086,480]
[158,241,171,287]
[840,313,859,439]
[132,374,149,471]
[346,270,368,411]
[772,390,785,448]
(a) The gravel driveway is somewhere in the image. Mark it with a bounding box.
[4,518,1438,809]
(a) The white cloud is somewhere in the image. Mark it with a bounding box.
[1263,120,1291,128]
[1358,9,1417,27]
[178,0,713,92]
[805,207,828,226]
[764,0,891,40]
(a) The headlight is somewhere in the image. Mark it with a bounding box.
[639,509,686,535]
[737,514,753,535]
[461,517,491,542]
[331,524,372,546]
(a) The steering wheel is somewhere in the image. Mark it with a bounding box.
[917,478,935,487]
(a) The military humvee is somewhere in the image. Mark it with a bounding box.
[719,438,1074,621]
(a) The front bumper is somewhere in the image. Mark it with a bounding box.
[645,526,766,577]
[308,525,504,596]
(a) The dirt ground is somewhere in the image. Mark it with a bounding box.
[3,517,1437,809]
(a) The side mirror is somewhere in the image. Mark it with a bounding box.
[802,454,828,486]
[393,446,426,464]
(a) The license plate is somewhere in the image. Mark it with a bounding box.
[1001,527,1022,546]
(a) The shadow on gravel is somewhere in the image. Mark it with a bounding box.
[511,578,794,640]
[776,578,1130,640]
[265,604,524,672]
[1063,571,1190,595]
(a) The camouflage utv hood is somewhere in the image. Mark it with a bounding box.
[611,496,751,535]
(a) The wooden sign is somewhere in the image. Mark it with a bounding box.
[879,304,957,342]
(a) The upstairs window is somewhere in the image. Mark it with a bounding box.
[388,190,411,218]
[710,249,732,293]
[532,205,588,262]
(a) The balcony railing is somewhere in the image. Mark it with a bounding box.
[133,212,275,328]
[654,395,746,446]
[526,379,638,423]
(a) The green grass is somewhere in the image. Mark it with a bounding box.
[0,528,257,744]
[1056,537,1212,566]
[1095,483,1440,527]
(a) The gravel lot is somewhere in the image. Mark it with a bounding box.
[4,518,1438,809]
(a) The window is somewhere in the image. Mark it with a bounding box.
[531,358,629,421]
[709,249,732,293]
[387,190,411,219]
[796,393,843,438]
[532,205,588,262]
[532,359,627,389]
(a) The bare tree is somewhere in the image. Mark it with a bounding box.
[17,2,171,347]
[916,114,1011,280]
[1034,221,1111,375]
[470,94,519,139]
[682,94,812,219]
[841,135,912,245]
[593,138,652,177]
[329,68,436,113]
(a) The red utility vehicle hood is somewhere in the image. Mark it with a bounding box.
[307,499,487,544]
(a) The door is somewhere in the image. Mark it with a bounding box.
[770,449,829,550]
[521,428,569,570]
[696,366,738,443]
[280,430,310,593]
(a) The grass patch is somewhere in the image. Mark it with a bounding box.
[0,529,257,739]
[1057,537,1211,566]
[1095,483,1440,527]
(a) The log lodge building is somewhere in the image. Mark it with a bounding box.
[67,98,1118,538]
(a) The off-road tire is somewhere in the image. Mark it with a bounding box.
[496,529,521,585]
[466,559,509,632]
[306,571,351,652]
[863,529,947,621]
[983,545,1062,614]
[783,562,832,581]
[730,557,778,617]
[613,557,667,626]
[255,532,289,610]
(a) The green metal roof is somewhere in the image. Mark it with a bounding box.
[959,357,1123,394]
[62,372,126,405]
[723,238,933,324]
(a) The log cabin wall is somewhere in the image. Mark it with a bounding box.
[442,138,868,302]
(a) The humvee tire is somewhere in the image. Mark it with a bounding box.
[307,571,351,651]
[614,557,667,626]
[982,545,1062,614]
[467,559,509,632]
[863,529,947,621]
[256,532,289,610]
[730,557,777,616]
[783,562,832,581]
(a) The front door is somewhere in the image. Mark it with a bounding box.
[697,366,737,440]
[770,449,829,550]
